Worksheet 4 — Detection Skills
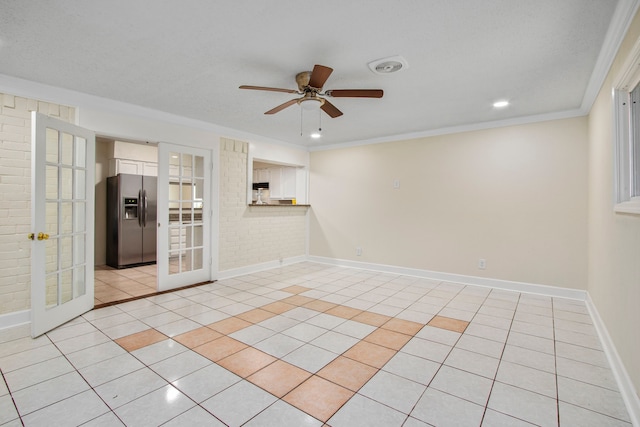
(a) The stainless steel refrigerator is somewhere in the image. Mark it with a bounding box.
[106,174,157,268]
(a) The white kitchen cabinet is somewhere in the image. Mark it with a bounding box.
[109,158,158,176]
[268,166,296,199]
[268,167,283,199]
[253,168,269,183]
[282,167,296,198]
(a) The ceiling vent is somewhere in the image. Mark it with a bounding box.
[368,55,409,74]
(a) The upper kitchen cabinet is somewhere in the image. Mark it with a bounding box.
[105,139,158,177]
[109,158,158,176]
[253,168,270,183]
[268,166,297,200]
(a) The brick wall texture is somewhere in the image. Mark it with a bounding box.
[0,93,75,315]
[218,138,307,272]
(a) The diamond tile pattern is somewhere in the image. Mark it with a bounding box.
[0,262,633,426]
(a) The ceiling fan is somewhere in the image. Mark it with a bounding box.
[239,64,383,118]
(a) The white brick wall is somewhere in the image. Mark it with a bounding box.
[0,93,75,315]
[218,138,307,271]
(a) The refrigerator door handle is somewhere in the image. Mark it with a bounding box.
[138,190,143,227]
[143,189,148,228]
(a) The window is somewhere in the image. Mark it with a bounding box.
[613,37,640,214]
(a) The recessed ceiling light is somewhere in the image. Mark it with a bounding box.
[310,132,322,139]
[493,100,509,108]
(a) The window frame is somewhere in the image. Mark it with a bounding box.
[613,36,640,215]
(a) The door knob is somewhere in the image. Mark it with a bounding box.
[37,232,49,241]
[28,233,35,240]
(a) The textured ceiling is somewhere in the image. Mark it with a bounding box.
[0,1,630,148]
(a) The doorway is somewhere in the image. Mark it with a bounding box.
[94,137,158,305]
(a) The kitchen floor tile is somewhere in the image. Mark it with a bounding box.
[343,340,396,369]
[430,365,493,405]
[247,360,312,397]
[172,326,222,348]
[488,381,558,427]
[328,393,407,427]
[381,317,423,335]
[193,336,245,362]
[317,356,378,391]
[237,308,278,324]
[150,350,211,382]
[558,401,633,427]
[12,371,89,416]
[557,376,631,422]
[400,336,452,363]
[162,405,226,426]
[282,343,338,373]
[217,347,277,378]
[207,316,252,334]
[411,387,485,427]
[351,311,393,327]
[20,389,110,427]
[114,384,194,427]
[358,370,426,414]
[244,400,322,427]
[496,360,557,398]
[115,328,167,352]
[363,328,412,350]
[95,367,167,409]
[171,363,241,403]
[283,375,354,422]
[382,351,440,385]
[253,333,305,358]
[444,347,500,379]
[201,380,278,426]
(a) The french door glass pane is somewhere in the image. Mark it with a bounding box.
[42,124,90,310]
[166,151,205,276]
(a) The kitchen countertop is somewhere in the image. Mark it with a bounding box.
[248,203,310,207]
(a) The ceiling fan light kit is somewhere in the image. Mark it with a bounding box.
[240,64,384,138]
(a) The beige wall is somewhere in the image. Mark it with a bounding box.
[587,11,640,396]
[218,138,307,272]
[309,117,589,289]
[0,93,75,315]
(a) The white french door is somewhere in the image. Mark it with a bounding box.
[157,143,211,291]
[30,112,95,337]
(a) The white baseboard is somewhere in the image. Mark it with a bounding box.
[307,256,587,300]
[0,309,30,331]
[217,255,307,280]
[586,294,640,426]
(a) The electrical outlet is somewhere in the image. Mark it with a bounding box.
[356,246,362,256]
[478,258,486,270]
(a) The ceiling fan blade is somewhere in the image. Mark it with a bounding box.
[326,89,383,98]
[240,85,298,94]
[308,65,333,89]
[321,100,343,118]
[265,99,298,115]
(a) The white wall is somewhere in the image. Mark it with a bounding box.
[587,10,640,397]
[309,117,589,290]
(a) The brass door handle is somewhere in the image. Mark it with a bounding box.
[37,232,49,241]
[28,233,35,240]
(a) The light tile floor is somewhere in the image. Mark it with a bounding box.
[0,262,633,426]
[95,264,157,306]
